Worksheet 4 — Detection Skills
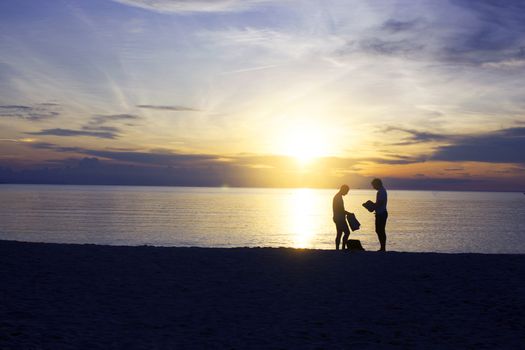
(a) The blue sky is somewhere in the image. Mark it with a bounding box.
[1,0,525,190]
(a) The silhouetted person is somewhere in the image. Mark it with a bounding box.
[333,184,351,250]
[371,178,388,251]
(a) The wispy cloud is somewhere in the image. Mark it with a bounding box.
[29,142,226,166]
[366,154,427,165]
[482,58,525,69]
[90,114,139,125]
[83,149,217,165]
[26,128,118,139]
[82,125,121,133]
[30,142,83,153]
[384,127,454,146]
[220,64,278,75]
[328,1,525,67]
[444,167,465,172]
[78,114,140,136]
[0,138,36,143]
[198,27,345,62]
[137,105,199,112]
[0,104,60,121]
[111,0,273,13]
[381,19,422,33]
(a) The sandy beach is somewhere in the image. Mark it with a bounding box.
[1,240,524,349]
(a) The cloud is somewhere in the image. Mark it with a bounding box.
[367,154,427,165]
[82,125,121,133]
[357,38,425,57]
[381,19,422,33]
[384,127,454,145]
[482,58,525,69]
[197,26,345,64]
[90,114,139,125]
[3,151,523,190]
[137,105,199,111]
[26,128,118,139]
[83,149,217,165]
[3,143,367,187]
[0,104,60,121]
[28,142,219,165]
[431,127,525,164]
[0,138,36,143]
[430,1,525,65]
[383,126,525,165]
[31,141,423,171]
[3,140,522,190]
[444,167,465,172]
[220,64,278,75]
[330,1,525,67]
[111,0,272,13]
[30,142,83,153]
[77,114,140,135]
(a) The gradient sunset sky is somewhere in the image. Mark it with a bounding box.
[1,0,524,190]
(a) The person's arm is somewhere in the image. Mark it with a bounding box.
[341,196,352,215]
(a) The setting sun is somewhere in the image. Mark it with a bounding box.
[279,124,331,164]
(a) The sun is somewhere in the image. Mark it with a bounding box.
[282,125,329,164]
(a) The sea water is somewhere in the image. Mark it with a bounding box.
[1,185,524,253]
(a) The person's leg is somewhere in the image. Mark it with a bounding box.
[342,232,350,250]
[382,212,388,250]
[335,228,343,250]
[342,226,350,250]
[375,213,387,251]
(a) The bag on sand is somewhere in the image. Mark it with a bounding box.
[346,213,361,231]
[346,239,365,251]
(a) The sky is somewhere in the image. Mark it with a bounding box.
[1,0,525,190]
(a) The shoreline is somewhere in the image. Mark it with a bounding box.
[2,240,524,348]
[2,239,525,255]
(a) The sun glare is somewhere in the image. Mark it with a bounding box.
[281,125,329,164]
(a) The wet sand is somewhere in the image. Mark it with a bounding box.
[1,240,524,349]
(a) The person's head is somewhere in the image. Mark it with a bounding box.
[339,184,349,195]
[371,178,383,190]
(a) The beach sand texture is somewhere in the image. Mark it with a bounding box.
[1,240,524,349]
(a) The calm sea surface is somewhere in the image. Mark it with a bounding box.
[1,185,524,253]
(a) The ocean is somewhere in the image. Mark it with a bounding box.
[1,185,524,253]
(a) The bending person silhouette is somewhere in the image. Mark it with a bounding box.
[333,184,351,250]
[369,178,388,251]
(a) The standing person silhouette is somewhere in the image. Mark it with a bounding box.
[371,178,388,251]
[333,185,351,250]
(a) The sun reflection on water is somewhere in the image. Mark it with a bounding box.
[289,188,318,248]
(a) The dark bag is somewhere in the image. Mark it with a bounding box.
[346,213,360,231]
[362,200,375,212]
[346,239,365,251]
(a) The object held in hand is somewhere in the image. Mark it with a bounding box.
[362,200,375,212]
[346,213,360,231]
